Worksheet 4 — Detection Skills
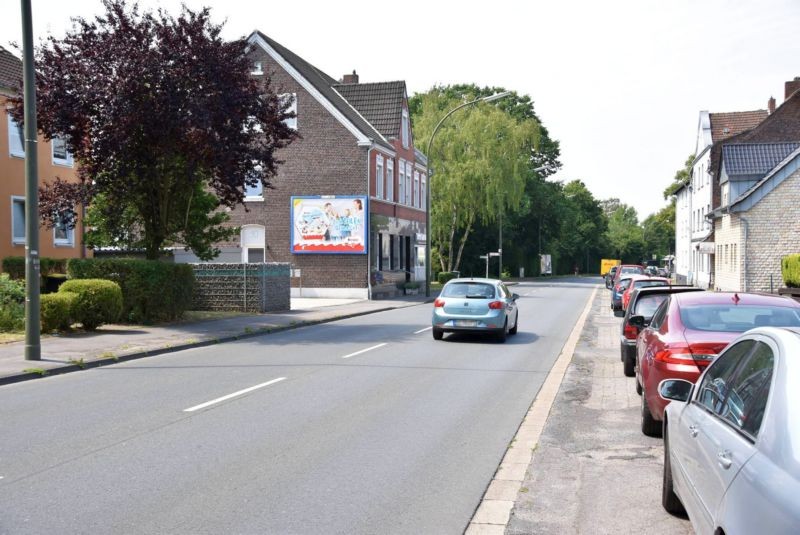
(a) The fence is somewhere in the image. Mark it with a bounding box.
[191,263,290,313]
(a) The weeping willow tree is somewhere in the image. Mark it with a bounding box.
[413,89,540,273]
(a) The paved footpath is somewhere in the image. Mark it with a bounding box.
[502,288,693,534]
[0,296,431,385]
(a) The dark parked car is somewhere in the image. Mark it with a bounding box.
[611,275,636,314]
[620,286,703,377]
[634,292,800,436]
[604,266,619,289]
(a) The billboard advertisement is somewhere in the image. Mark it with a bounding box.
[290,196,368,254]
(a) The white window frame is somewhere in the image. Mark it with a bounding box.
[376,154,384,199]
[11,196,25,244]
[421,173,427,209]
[7,114,24,158]
[280,93,297,130]
[244,179,264,201]
[386,158,394,202]
[240,224,266,263]
[398,159,406,205]
[53,214,75,247]
[401,108,410,149]
[51,136,74,167]
[251,61,264,75]
[413,171,420,208]
[405,162,413,205]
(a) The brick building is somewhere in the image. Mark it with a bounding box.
[175,32,428,299]
[709,79,800,292]
[0,46,86,264]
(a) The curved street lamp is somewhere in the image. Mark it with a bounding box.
[424,91,512,297]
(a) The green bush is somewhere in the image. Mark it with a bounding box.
[2,256,68,280]
[0,274,25,332]
[41,292,76,332]
[782,254,800,288]
[67,259,194,324]
[437,272,458,284]
[59,279,122,331]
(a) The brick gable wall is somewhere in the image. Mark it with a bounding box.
[223,47,369,292]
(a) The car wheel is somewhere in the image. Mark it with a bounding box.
[432,327,443,340]
[509,314,518,335]
[623,353,635,377]
[496,320,508,343]
[662,425,686,515]
[641,389,662,437]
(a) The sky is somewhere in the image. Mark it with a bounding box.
[3,0,799,220]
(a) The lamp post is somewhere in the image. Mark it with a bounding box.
[425,91,512,297]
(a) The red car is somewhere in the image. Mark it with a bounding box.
[610,264,644,289]
[633,292,800,437]
[621,275,670,311]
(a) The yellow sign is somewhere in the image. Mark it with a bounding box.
[600,259,621,275]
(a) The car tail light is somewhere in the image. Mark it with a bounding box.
[488,301,504,310]
[623,322,638,340]
[654,342,719,367]
[434,298,445,308]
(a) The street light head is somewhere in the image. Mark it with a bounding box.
[481,91,512,103]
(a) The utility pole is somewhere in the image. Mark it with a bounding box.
[21,0,41,360]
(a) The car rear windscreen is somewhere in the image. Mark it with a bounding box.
[634,280,668,289]
[620,266,642,274]
[442,282,496,299]
[680,305,800,332]
[633,294,669,318]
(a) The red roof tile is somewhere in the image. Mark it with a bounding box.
[709,110,768,143]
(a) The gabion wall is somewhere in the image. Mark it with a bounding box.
[191,263,290,313]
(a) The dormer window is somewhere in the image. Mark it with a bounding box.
[401,108,410,149]
[251,61,264,75]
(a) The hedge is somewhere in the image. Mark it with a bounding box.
[2,256,68,280]
[0,274,25,332]
[59,279,122,331]
[782,254,800,288]
[67,258,194,324]
[41,292,76,332]
[437,272,458,284]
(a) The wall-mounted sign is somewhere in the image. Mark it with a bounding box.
[697,241,715,254]
[291,196,368,254]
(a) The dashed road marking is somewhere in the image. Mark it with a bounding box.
[184,377,286,412]
[341,343,387,359]
[414,327,432,334]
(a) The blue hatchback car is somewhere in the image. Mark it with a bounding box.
[432,278,519,342]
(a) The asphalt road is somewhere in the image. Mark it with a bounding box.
[0,279,595,535]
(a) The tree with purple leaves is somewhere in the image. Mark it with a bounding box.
[11,0,297,259]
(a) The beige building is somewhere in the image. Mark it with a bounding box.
[0,46,86,265]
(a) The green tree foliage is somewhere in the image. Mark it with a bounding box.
[411,87,540,273]
[14,0,297,259]
[663,154,695,199]
[606,203,645,263]
[554,181,608,273]
[642,201,676,259]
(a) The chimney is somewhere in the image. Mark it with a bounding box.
[342,70,359,84]
[785,76,800,101]
[768,96,776,114]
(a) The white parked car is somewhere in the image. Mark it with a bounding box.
[659,327,800,535]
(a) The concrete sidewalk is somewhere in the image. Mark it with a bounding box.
[503,288,693,534]
[0,295,433,386]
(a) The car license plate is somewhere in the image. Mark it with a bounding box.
[455,320,477,327]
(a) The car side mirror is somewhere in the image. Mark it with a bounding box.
[658,379,693,402]
[629,315,646,328]
[512,293,519,301]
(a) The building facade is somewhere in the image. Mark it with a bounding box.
[173,33,427,299]
[0,47,85,265]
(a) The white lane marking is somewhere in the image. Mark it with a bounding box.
[415,327,432,334]
[341,343,387,359]
[183,377,286,412]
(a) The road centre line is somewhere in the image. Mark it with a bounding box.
[183,377,286,412]
[414,327,432,334]
[341,343,387,359]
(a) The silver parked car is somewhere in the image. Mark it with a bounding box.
[659,326,800,535]
[432,278,519,342]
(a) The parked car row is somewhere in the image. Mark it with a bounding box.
[609,276,800,534]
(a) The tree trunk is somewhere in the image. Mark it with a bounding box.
[452,214,474,273]
[446,203,457,272]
